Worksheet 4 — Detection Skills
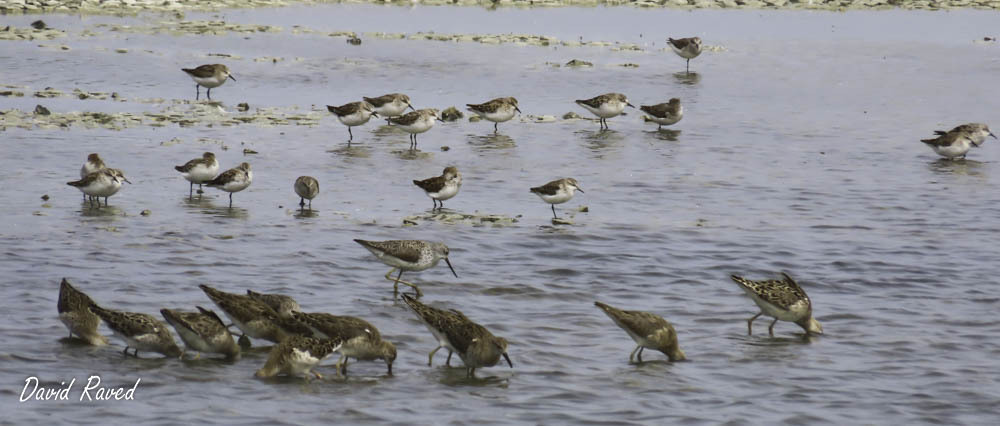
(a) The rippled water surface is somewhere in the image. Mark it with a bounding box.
[2,5,1000,424]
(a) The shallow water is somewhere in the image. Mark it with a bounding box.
[2,5,1000,424]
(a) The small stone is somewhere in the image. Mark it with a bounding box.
[468,116,481,122]
[243,149,258,155]
[577,206,589,212]
[440,146,450,151]
[238,335,251,349]
[440,106,463,121]
[34,105,50,115]
[618,63,639,68]
[236,102,249,112]
[140,209,151,216]
[403,219,418,226]
[534,115,556,123]
[562,112,582,120]
[565,59,593,67]
[30,20,46,30]
[347,36,361,45]
[41,194,49,201]
[115,48,128,53]
[552,218,573,225]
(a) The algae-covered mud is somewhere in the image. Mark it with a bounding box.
[3,3,1000,425]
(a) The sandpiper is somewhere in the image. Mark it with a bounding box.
[57,278,108,346]
[175,152,219,198]
[413,166,462,211]
[401,294,512,378]
[327,101,379,144]
[246,289,302,319]
[80,153,106,178]
[730,272,823,337]
[466,97,521,133]
[199,284,293,344]
[290,312,396,376]
[67,168,131,208]
[161,307,240,360]
[293,176,319,210]
[530,178,584,219]
[575,93,634,130]
[353,239,457,298]
[388,108,439,150]
[254,336,343,380]
[204,162,252,208]
[667,37,702,73]
[363,93,414,123]
[922,123,996,159]
[594,301,685,363]
[640,98,683,130]
[181,64,235,100]
[88,303,182,358]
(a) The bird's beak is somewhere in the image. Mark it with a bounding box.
[502,352,513,368]
[576,186,584,193]
[626,102,635,109]
[407,103,416,112]
[990,132,997,139]
[445,258,458,278]
[515,106,522,114]
[123,178,132,184]
[228,74,237,82]
[372,111,379,118]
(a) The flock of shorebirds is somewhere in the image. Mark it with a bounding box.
[56,35,993,379]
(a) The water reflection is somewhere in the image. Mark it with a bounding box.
[467,133,516,151]
[436,368,511,387]
[78,203,125,217]
[645,128,682,141]
[327,144,373,158]
[673,71,701,85]
[180,196,249,219]
[577,129,624,153]
[391,149,434,160]
[927,158,986,177]
[294,208,319,219]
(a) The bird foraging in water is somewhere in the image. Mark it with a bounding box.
[353,239,457,298]
[594,301,685,363]
[730,272,823,337]
[412,166,462,211]
[640,98,683,130]
[181,64,235,100]
[293,176,319,210]
[204,162,252,208]
[530,178,584,219]
[466,97,521,133]
[575,93,634,130]
[326,101,378,145]
[920,123,996,159]
[174,152,219,198]
[363,93,414,123]
[667,37,702,74]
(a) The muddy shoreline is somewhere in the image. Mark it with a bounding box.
[2,0,998,15]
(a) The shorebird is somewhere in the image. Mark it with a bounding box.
[246,289,302,319]
[413,166,462,211]
[401,294,512,378]
[88,303,183,358]
[667,37,702,73]
[199,284,294,344]
[730,272,823,337]
[466,97,521,133]
[363,93,414,123]
[388,108,439,150]
[181,64,235,100]
[327,101,379,144]
[67,168,131,208]
[57,278,108,346]
[640,98,683,130]
[204,162,252,208]
[254,336,343,380]
[575,93,634,130]
[530,178,584,219]
[290,312,396,376]
[174,152,219,198]
[594,301,685,363]
[921,123,996,159]
[353,239,457,298]
[79,153,106,201]
[161,307,240,360]
[293,176,319,210]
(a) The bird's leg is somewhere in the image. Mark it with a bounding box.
[103,197,108,207]
[494,122,499,133]
[299,197,305,209]
[228,192,233,208]
[123,346,130,356]
[207,87,212,101]
[189,181,194,199]
[348,126,353,142]
[445,350,453,367]
[428,346,441,366]
[307,199,312,210]
[637,347,644,362]
[629,345,640,363]
[686,59,690,74]
[195,84,200,100]
[466,368,475,378]
[335,354,347,377]
[768,318,778,337]
[747,312,762,335]
[551,204,558,219]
